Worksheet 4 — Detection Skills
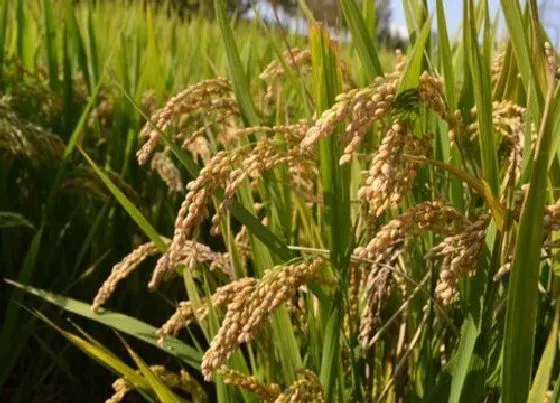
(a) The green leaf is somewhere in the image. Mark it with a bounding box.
[43,0,59,90]
[0,212,34,230]
[64,0,91,93]
[500,0,544,114]
[502,83,560,403]
[467,0,499,195]
[122,338,184,403]
[78,147,168,252]
[337,0,383,81]
[5,279,202,370]
[213,0,260,126]
[398,17,432,93]
[528,307,558,402]
[310,24,350,402]
[31,311,156,403]
[0,0,8,79]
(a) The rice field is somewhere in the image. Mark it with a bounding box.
[1,0,560,402]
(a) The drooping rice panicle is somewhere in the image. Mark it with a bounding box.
[137,78,237,165]
[148,239,233,290]
[92,239,169,312]
[427,213,490,304]
[273,369,324,403]
[106,365,205,403]
[357,119,431,218]
[150,151,184,193]
[201,257,325,380]
[354,201,465,345]
[157,277,258,341]
[218,367,281,402]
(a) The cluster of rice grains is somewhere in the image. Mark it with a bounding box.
[106,365,205,403]
[201,257,325,380]
[354,201,466,347]
[136,78,239,165]
[219,367,324,403]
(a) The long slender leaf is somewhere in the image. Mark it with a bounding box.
[337,0,383,81]
[502,83,560,403]
[79,148,168,252]
[213,0,260,126]
[5,279,202,369]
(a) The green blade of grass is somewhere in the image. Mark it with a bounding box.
[86,2,99,90]
[64,1,91,93]
[527,305,558,402]
[43,0,59,90]
[310,24,351,402]
[0,0,8,79]
[79,148,167,252]
[467,0,499,195]
[15,0,23,64]
[5,279,202,369]
[435,0,464,211]
[500,0,544,115]
[398,16,432,93]
[213,0,260,126]
[122,337,184,403]
[0,211,34,230]
[502,83,560,403]
[337,0,383,81]
[31,310,155,403]
[0,226,44,388]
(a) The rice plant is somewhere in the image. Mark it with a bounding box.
[3,0,560,402]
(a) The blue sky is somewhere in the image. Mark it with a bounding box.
[249,0,560,46]
[391,0,500,35]
[390,0,560,45]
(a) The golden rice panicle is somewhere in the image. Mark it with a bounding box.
[219,367,281,402]
[355,202,464,344]
[259,48,312,101]
[301,61,404,152]
[0,106,65,163]
[92,240,168,312]
[259,48,312,82]
[468,100,529,189]
[338,80,398,165]
[358,266,391,349]
[354,201,464,264]
[491,51,505,85]
[544,41,560,80]
[213,139,316,235]
[274,369,325,403]
[106,378,130,403]
[345,262,361,336]
[418,71,464,144]
[182,135,212,164]
[418,71,447,118]
[136,78,234,165]
[428,213,490,305]
[310,81,395,151]
[151,151,239,283]
[157,277,258,341]
[337,51,406,164]
[148,239,233,291]
[201,257,325,380]
[357,119,430,217]
[106,365,205,403]
[150,365,206,399]
[151,151,184,193]
[544,199,560,231]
